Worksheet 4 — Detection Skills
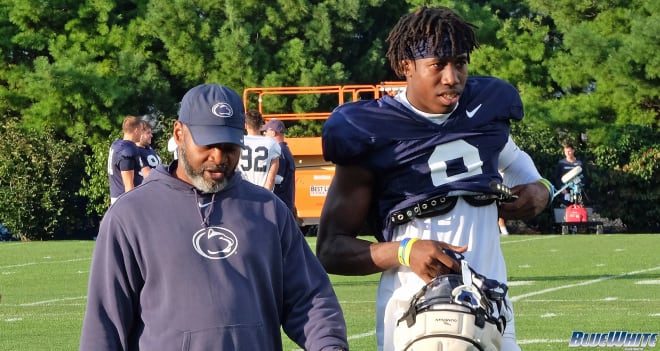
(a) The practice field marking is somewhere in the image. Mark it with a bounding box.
[518,339,565,345]
[635,280,660,285]
[0,257,89,270]
[511,265,660,302]
[348,330,376,340]
[524,298,655,302]
[508,281,535,286]
[501,236,559,245]
[18,296,87,307]
[3,318,23,322]
[0,242,23,248]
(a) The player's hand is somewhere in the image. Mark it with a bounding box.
[407,240,467,283]
[499,181,548,220]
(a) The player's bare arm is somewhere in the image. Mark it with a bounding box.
[317,164,386,275]
[318,165,466,278]
[141,165,151,179]
[264,157,280,191]
[498,181,549,220]
[121,170,135,192]
[498,138,551,220]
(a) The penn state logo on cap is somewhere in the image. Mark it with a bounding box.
[211,102,234,118]
[178,84,245,147]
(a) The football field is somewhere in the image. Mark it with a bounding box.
[1,234,659,350]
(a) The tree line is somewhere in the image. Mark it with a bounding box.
[0,0,658,239]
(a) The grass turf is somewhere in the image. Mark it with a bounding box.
[1,234,658,350]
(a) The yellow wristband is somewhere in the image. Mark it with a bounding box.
[536,178,554,207]
[403,238,419,266]
[397,238,409,266]
[536,178,552,192]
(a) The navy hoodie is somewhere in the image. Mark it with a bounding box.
[80,162,348,350]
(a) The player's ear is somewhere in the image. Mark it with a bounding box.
[401,59,414,78]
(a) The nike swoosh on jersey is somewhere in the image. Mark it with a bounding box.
[198,202,212,208]
[466,104,483,118]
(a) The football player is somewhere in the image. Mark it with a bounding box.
[137,120,162,179]
[239,110,282,191]
[107,115,144,204]
[317,6,552,351]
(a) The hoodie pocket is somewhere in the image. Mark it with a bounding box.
[181,323,267,351]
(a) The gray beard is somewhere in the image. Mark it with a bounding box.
[178,142,230,193]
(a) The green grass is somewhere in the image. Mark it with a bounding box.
[1,235,659,350]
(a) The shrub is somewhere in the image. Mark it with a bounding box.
[0,121,91,240]
[78,136,113,219]
[512,122,660,233]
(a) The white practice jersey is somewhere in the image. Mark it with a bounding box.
[378,137,539,351]
[239,135,282,188]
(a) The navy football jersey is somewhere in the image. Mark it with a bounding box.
[322,76,523,236]
[108,139,142,199]
[138,145,162,171]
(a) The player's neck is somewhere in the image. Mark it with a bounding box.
[246,130,261,136]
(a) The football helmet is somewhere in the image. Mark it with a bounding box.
[394,259,510,351]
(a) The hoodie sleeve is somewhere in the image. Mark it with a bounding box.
[80,211,143,351]
[279,212,349,350]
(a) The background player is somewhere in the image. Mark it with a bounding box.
[107,115,144,204]
[261,118,296,215]
[239,110,281,191]
[137,119,162,179]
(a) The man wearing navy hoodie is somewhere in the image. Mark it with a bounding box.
[80,84,348,351]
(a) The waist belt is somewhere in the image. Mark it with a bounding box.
[390,194,499,226]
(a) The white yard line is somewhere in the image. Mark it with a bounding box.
[500,235,560,245]
[19,296,87,306]
[518,339,565,345]
[348,330,376,340]
[0,257,89,270]
[524,298,655,302]
[510,265,660,302]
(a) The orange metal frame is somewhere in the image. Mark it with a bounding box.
[242,82,406,121]
[242,82,406,225]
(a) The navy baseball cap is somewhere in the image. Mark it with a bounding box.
[260,118,286,134]
[178,84,245,147]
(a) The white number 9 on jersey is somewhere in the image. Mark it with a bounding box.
[427,140,483,186]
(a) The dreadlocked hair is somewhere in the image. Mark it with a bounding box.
[386,6,479,77]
